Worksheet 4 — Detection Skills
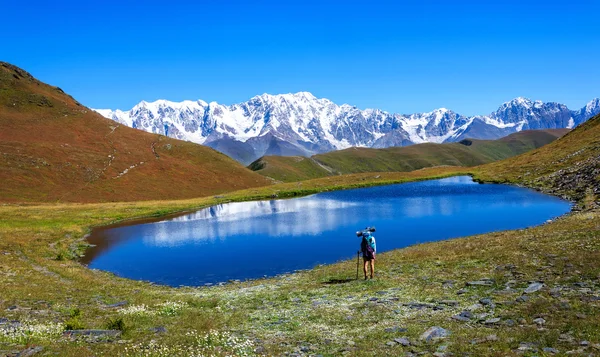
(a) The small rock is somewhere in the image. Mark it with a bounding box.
[150,326,167,334]
[479,298,493,306]
[533,318,546,325]
[543,347,559,354]
[452,314,471,322]
[487,334,498,341]
[483,317,501,325]
[456,288,468,295]
[394,337,411,346]
[467,303,484,311]
[420,326,450,342]
[559,333,574,342]
[516,295,529,303]
[575,313,587,319]
[16,346,44,357]
[105,301,128,308]
[505,319,515,327]
[580,341,590,346]
[440,300,458,306]
[524,282,544,294]
[518,342,538,351]
[386,341,396,347]
[467,280,494,286]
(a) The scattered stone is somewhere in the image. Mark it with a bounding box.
[394,337,411,346]
[479,298,493,306]
[420,326,450,342]
[483,317,501,325]
[518,342,539,352]
[576,313,587,319]
[456,289,468,295]
[580,341,590,347]
[440,300,458,306]
[63,329,122,340]
[505,319,515,327]
[543,347,559,354]
[518,318,527,325]
[467,303,484,311]
[16,346,44,357]
[452,314,471,322]
[150,326,166,334]
[533,318,546,325]
[516,295,529,303]
[467,280,494,287]
[105,301,128,308]
[386,341,396,347]
[524,282,544,294]
[451,310,473,322]
[559,334,574,343]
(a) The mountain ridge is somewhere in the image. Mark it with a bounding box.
[95,93,600,164]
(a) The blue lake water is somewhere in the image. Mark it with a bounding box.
[83,176,571,286]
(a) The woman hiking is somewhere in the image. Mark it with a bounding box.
[360,230,376,279]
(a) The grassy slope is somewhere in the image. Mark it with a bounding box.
[0,62,271,203]
[250,129,567,182]
[474,114,600,205]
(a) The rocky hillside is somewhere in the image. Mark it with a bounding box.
[476,113,600,207]
[95,93,600,164]
[0,62,271,203]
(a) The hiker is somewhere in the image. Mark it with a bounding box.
[361,230,376,279]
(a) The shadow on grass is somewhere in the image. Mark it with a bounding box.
[322,278,356,285]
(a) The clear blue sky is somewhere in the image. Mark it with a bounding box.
[2,0,599,115]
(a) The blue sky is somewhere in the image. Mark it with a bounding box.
[2,0,599,115]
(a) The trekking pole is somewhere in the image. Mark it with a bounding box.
[356,250,360,280]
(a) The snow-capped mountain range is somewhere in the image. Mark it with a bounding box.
[94,93,600,164]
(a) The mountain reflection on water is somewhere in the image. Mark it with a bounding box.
[84,176,571,286]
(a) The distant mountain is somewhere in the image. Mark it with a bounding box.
[0,62,271,203]
[248,129,569,182]
[95,93,600,165]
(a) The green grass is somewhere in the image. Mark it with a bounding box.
[249,129,567,182]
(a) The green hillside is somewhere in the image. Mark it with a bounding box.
[250,129,568,182]
[475,113,600,206]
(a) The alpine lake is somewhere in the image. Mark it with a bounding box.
[82,176,572,287]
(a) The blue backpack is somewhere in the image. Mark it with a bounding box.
[361,233,375,257]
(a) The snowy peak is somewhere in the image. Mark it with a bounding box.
[94,94,599,164]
